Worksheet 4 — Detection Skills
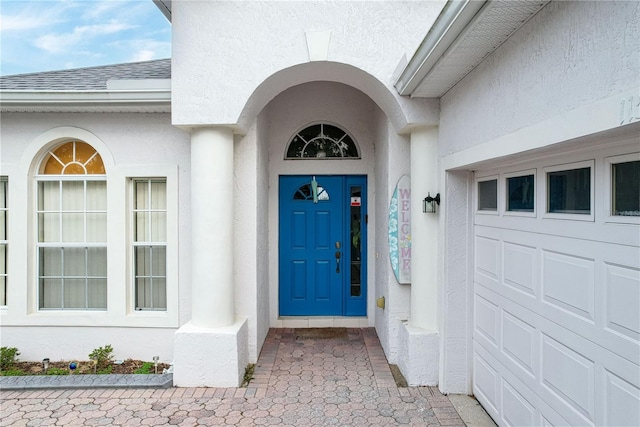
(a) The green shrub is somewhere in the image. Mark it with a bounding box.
[0,368,25,376]
[134,362,154,374]
[0,347,20,370]
[88,345,114,370]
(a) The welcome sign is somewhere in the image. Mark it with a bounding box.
[389,175,411,284]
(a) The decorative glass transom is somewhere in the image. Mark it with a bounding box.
[41,141,105,175]
[286,123,359,159]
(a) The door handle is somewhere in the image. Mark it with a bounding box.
[335,250,341,273]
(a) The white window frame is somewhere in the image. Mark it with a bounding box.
[604,152,640,225]
[542,160,595,222]
[285,122,361,160]
[0,176,7,307]
[123,165,178,325]
[504,169,537,218]
[475,174,500,215]
[131,178,168,311]
[35,174,108,310]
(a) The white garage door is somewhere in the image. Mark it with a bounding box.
[471,139,640,426]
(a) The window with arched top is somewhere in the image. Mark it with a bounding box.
[41,140,105,174]
[293,183,330,201]
[285,123,360,159]
[36,141,107,310]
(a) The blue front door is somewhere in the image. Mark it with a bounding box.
[279,175,366,316]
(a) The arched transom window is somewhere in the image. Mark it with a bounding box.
[286,123,359,159]
[37,141,107,310]
[41,140,105,174]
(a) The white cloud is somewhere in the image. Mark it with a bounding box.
[0,14,48,31]
[0,4,69,32]
[35,22,134,53]
[131,49,155,62]
[80,0,122,19]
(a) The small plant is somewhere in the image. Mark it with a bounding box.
[134,361,154,374]
[88,345,114,372]
[0,368,26,376]
[97,365,113,375]
[46,367,69,376]
[0,346,20,371]
[240,364,255,388]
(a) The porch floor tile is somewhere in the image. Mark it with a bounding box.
[0,327,496,426]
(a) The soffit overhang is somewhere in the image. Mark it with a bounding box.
[395,0,550,98]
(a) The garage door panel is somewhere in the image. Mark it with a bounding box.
[474,213,639,248]
[475,227,639,365]
[475,283,640,426]
[503,242,537,297]
[541,334,595,422]
[475,285,542,390]
[473,347,501,420]
[502,310,536,379]
[474,293,500,349]
[475,235,501,281]
[604,368,640,427]
[542,250,595,323]
[604,263,640,343]
[475,342,584,427]
[502,379,537,427]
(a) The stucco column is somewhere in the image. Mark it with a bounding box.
[174,126,248,388]
[190,126,235,328]
[397,125,439,386]
[410,126,439,331]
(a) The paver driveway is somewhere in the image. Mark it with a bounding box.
[0,328,481,426]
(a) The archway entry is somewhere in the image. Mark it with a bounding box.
[279,175,367,316]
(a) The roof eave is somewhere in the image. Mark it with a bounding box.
[153,0,172,22]
[395,0,487,96]
[395,0,550,98]
[0,90,172,113]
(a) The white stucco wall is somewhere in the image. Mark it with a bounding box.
[373,116,412,364]
[171,0,444,130]
[439,0,640,157]
[234,124,260,361]
[255,112,271,357]
[233,113,271,362]
[0,112,189,362]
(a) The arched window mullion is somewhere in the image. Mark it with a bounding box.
[285,123,360,159]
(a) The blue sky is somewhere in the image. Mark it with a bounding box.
[0,0,171,76]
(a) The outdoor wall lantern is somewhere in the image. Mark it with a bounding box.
[423,192,441,213]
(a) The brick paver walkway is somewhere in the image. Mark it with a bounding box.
[0,328,468,426]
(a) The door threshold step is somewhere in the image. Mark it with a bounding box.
[276,317,369,328]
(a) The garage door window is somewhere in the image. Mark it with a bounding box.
[545,161,593,218]
[477,178,498,212]
[506,172,535,214]
[612,160,639,217]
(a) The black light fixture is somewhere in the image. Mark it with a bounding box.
[423,192,441,213]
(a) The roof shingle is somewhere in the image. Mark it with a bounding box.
[0,59,171,91]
